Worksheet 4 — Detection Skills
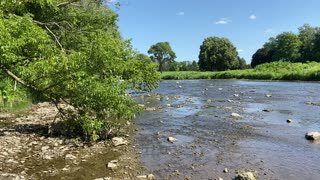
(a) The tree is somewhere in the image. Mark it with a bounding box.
[0,0,160,141]
[198,37,239,71]
[272,32,302,62]
[251,47,273,67]
[148,42,176,73]
[237,57,247,69]
[312,31,320,62]
[178,61,199,71]
[129,54,160,91]
[298,24,318,62]
[190,61,200,71]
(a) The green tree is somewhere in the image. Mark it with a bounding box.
[190,61,200,71]
[237,57,247,69]
[178,61,199,71]
[312,31,320,62]
[148,42,176,73]
[0,0,160,141]
[298,24,319,62]
[272,32,302,62]
[198,37,239,71]
[251,47,273,67]
[130,54,160,91]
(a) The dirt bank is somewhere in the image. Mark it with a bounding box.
[0,102,145,180]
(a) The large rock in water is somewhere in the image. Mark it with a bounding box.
[305,132,320,140]
[234,172,256,180]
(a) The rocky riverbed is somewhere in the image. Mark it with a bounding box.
[134,80,320,180]
[0,102,146,180]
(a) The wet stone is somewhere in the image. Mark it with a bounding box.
[167,137,177,143]
[305,132,320,140]
[234,172,256,180]
[223,168,228,173]
[287,119,293,123]
[262,109,273,112]
[265,94,272,98]
[231,113,241,118]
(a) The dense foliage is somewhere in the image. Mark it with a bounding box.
[198,37,243,71]
[251,24,320,67]
[162,61,320,81]
[0,0,160,141]
[148,42,176,73]
[158,60,199,71]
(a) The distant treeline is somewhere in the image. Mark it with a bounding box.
[251,24,320,67]
[146,24,320,72]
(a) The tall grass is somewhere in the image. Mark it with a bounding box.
[162,61,320,81]
[0,77,32,112]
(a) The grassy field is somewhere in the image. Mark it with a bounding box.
[162,61,320,81]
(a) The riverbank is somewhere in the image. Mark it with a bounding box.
[0,102,146,180]
[162,61,320,81]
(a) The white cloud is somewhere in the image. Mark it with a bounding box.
[249,15,256,20]
[264,28,275,34]
[237,49,244,53]
[107,0,119,4]
[177,11,185,16]
[215,18,231,25]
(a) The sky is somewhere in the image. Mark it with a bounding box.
[110,0,320,63]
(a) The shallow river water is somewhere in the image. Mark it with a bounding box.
[134,80,320,180]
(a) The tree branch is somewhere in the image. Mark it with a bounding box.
[33,20,65,51]
[56,0,80,7]
[44,25,64,51]
[0,64,39,91]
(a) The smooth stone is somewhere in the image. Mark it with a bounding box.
[167,137,177,143]
[305,132,320,140]
[231,113,241,118]
[112,137,128,146]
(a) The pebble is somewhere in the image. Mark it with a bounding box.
[41,146,50,151]
[167,137,177,143]
[107,160,118,170]
[223,168,228,173]
[234,172,256,180]
[231,113,241,118]
[262,109,273,112]
[112,137,128,146]
[94,177,111,180]
[65,154,77,161]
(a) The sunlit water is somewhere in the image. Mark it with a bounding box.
[135,80,320,179]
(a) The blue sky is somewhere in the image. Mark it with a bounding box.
[111,0,320,63]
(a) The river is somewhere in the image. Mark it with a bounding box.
[134,80,320,180]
